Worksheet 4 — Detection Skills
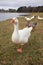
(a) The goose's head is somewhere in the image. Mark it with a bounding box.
[11,17,18,25]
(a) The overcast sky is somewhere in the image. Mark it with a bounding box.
[0,0,43,9]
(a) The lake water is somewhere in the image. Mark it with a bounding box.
[0,13,30,21]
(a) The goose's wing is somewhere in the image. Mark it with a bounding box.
[19,27,33,36]
[19,27,33,43]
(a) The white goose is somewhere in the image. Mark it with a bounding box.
[25,16,34,21]
[38,16,43,20]
[25,17,32,21]
[11,18,37,53]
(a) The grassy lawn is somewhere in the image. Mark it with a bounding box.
[0,13,43,65]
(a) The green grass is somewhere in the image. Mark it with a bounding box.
[0,13,43,65]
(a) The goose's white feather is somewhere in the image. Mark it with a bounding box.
[31,16,34,19]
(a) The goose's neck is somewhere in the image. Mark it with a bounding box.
[14,24,19,31]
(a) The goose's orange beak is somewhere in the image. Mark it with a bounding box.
[11,18,15,23]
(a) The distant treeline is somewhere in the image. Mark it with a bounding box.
[17,6,43,12]
[0,6,43,13]
[0,9,16,13]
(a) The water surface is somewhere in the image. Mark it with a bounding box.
[0,13,30,21]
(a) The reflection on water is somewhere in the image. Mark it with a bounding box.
[0,13,30,21]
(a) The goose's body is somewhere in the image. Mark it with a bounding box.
[25,16,34,21]
[38,16,43,20]
[11,18,37,53]
[25,17,32,21]
[12,26,33,44]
